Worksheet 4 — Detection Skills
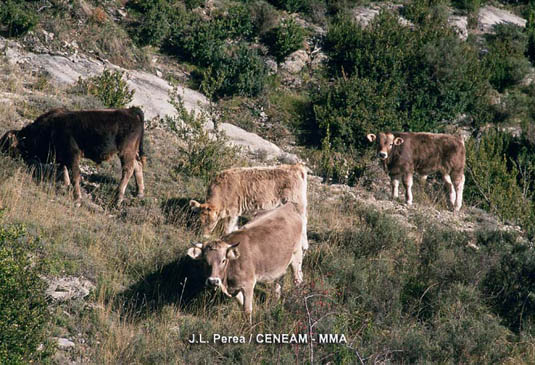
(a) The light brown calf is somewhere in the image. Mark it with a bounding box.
[190,164,308,249]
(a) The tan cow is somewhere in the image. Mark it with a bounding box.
[187,202,304,321]
[190,164,308,249]
[367,132,465,211]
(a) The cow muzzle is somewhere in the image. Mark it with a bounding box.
[378,152,388,160]
[206,277,222,288]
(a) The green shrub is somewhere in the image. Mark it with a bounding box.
[451,0,481,13]
[262,18,305,62]
[484,24,531,92]
[313,10,489,149]
[0,0,37,37]
[127,0,178,46]
[164,86,241,183]
[76,69,135,108]
[465,130,534,226]
[0,224,53,364]
[215,43,268,97]
[483,242,535,333]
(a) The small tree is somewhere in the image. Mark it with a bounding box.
[165,85,241,184]
[77,69,135,108]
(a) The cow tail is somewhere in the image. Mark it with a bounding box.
[131,107,146,167]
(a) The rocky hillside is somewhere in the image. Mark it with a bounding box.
[1,0,535,363]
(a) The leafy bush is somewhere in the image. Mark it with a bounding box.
[311,10,490,150]
[483,241,535,333]
[0,0,37,37]
[127,0,178,46]
[165,86,241,183]
[76,69,135,108]
[262,18,305,62]
[0,224,53,363]
[465,130,534,227]
[215,44,268,97]
[484,24,531,92]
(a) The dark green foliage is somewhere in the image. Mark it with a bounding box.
[465,130,534,231]
[483,241,535,333]
[0,224,52,364]
[126,0,178,46]
[0,0,38,37]
[216,44,268,97]
[484,24,531,92]
[262,18,305,62]
[311,10,489,151]
[164,9,266,97]
[451,0,481,13]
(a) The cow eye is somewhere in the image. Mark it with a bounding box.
[222,258,227,264]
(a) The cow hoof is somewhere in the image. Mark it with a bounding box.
[137,193,145,199]
[74,201,82,208]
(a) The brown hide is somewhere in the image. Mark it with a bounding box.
[1,107,145,204]
[188,203,304,320]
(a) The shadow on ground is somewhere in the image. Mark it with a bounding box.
[117,255,209,318]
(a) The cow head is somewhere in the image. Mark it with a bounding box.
[0,130,20,156]
[367,132,404,160]
[187,240,240,293]
[190,200,219,236]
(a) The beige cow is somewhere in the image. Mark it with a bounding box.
[187,202,304,322]
[190,164,308,249]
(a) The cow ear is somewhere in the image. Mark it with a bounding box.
[394,137,404,146]
[366,134,376,142]
[190,200,201,212]
[227,242,240,260]
[187,247,202,259]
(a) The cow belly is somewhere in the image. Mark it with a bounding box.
[256,263,291,283]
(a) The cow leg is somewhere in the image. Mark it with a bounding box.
[70,154,83,206]
[62,165,71,186]
[224,216,239,235]
[235,290,245,307]
[301,215,309,251]
[117,157,135,205]
[443,174,456,210]
[273,281,282,300]
[133,160,145,198]
[243,283,255,323]
[290,248,304,285]
[453,173,465,212]
[391,178,400,199]
[402,174,414,206]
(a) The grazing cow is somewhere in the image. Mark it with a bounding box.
[0,107,146,205]
[187,202,304,321]
[367,132,465,211]
[189,164,309,250]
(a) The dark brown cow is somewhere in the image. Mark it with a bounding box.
[367,132,465,211]
[187,202,304,322]
[0,107,146,205]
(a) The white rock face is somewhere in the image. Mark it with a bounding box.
[448,15,468,40]
[1,36,291,161]
[45,276,95,301]
[478,6,526,33]
[55,338,75,349]
[281,49,309,74]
